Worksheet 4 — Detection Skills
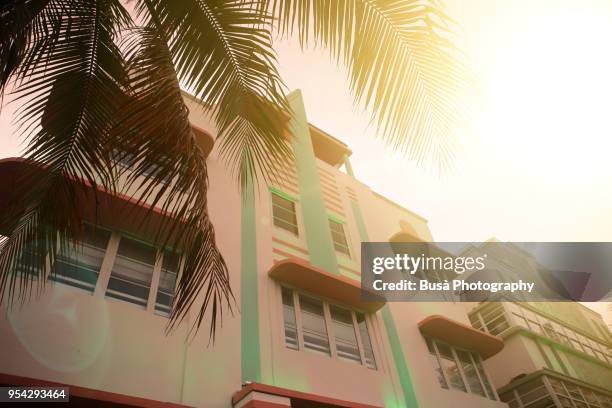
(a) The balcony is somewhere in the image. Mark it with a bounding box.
[498,369,612,408]
[468,302,612,366]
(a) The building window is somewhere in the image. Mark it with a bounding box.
[469,303,510,335]
[456,349,486,397]
[112,149,171,184]
[356,312,377,369]
[436,341,467,392]
[105,236,156,308]
[299,294,331,356]
[330,305,361,363]
[328,219,350,256]
[501,376,612,408]
[47,225,183,316]
[281,287,377,369]
[473,303,612,365]
[50,225,111,293]
[271,192,298,235]
[426,337,497,400]
[15,242,44,281]
[282,287,299,350]
[112,148,136,171]
[427,338,449,389]
[155,250,179,316]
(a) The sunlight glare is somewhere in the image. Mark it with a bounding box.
[478,7,612,181]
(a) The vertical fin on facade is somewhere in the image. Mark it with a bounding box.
[241,175,261,382]
[287,90,339,275]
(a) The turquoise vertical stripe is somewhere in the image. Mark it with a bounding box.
[382,307,419,408]
[241,177,261,382]
[349,199,418,408]
[287,90,339,274]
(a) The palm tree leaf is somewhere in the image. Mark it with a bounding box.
[0,0,52,92]
[137,0,293,187]
[0,0,131,303]
[115,25,234,338]
[269,0,470,168]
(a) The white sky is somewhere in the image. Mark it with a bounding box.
[1,0,610,319]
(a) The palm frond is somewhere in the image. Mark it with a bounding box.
[269,0,471,169]
[0,0,51,93]
[137,0,292,187]
[115,25,234,338]
[0,0,131,303]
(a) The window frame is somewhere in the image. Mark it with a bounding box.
[46,226,182,317]
[425,336,498,401]
[280,285,377,370]
[327,216,351,258]
[103,234,182,315]
[112,148,173,185]
[270,189,300,236]
[153,250,183,317]
[49,224,114,294]
[104,233,159,309]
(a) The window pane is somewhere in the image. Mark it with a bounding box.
[457,350,486,397]
[473,354,496,400]
[15,241,45,281]
[51,225,110,293]
[272,194,298,235]
[583,389,601,406]
[356,312,377,369]
[299,294,330,356]
[427,338,448,389]
[557,396,575,408]
[272,193,294,210]
[565,383,584,401]
[106,236,156,307]
[282,287,299,350]
[330,305,361,364]
[437,342,467,391]
[328,220,350,256]
[113,148,136,169]
[155,250,179,316]
[524,396,556,408]
[517,379,549,406]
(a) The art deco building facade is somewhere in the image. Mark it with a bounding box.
[0,90,608,407]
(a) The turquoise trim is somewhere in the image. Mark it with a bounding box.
[382,307,419,408]
[327,213,346,224]
[349,199,418,408]
[287,90,339,274]
[269,186,299,202]
[241,176,261,382]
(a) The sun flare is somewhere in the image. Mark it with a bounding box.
[477,4,612,180]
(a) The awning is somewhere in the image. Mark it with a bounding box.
[232,382,383,408]
[268,259,385,313]
[0,158,187,245]
[418,315,504,359]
